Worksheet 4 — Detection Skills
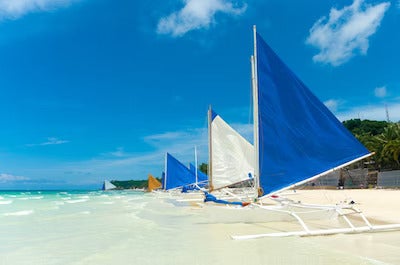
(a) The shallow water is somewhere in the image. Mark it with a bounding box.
[0,190,399,265]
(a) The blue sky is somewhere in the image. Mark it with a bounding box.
[0,0,399,189]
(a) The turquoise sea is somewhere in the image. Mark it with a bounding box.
[1,190,400,265]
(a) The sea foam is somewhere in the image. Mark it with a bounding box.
[18,196,43,200]
[4,210,34,216]
[65,199,88,204]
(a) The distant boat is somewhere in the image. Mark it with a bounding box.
[102,180,117,191]
[162,153,201,190]
[147,174,162,192]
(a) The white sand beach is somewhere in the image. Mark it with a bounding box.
[285,189,400,223]
[1,190,400,265]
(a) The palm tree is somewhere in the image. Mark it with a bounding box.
[376,123,400,169]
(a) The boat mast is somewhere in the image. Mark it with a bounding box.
[164,152,168,190]
[252,25,260,196]
[208,105,214,191]
[195,146,198,185]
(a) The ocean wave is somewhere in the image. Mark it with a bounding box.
[4,210,34,216]
[125,196,144,201]
[102,202,114,205]
[18,196,44,200]
[0,200,12,205]
[65,199,88,204]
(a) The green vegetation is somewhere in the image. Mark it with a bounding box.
[199,163,208,175]
[343,119,400,170]
[110,179,160,189]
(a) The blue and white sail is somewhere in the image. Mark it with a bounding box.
[102,180,116,191]
[253,29,371,196]
[208,108,254,190]
[163,153,199,190]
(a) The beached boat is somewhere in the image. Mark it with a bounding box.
[151,152,208,204]
[147,174,162,192]
[207,108,255,193]
[174,110,258,206]
[204,26,400,238]
[162,152,203,191]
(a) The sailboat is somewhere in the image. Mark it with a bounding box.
[162,152,208,191]
[206,26,400,238]
[155,152,209,204]
[147,174,162,192]
[208,108,255,191]
[102,180,117,191]
[201,107,258,202]
[185,163,208,191]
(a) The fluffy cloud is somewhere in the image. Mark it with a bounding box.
[0,0,74,20]
[0,173,29,182]
[306,0,390,66]
[335,102,400,122]
[374,86,387,98]
[157,0,247,37]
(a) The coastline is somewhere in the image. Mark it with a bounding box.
[1,189,400,265]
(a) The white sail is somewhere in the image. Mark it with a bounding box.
[103,180,116,190]
[210,110,254,190]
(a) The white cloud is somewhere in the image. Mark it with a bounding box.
[109,147,128,157]
[101,147,131,158]
[49,128,210,181]
[306,0,390,66]
[374,86,387,98]
[335,102,400,122]
[0,173,29,182]
[27,137,69,147]
[324,99,340,112]
[157,0,247,37]
[0,0,75,20]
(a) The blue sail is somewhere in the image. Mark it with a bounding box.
[189,163,208,185]
[255,33,370,196]
[164,153,197,190]
[182,164,209,192]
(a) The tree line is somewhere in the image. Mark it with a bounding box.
[343,119,400,171]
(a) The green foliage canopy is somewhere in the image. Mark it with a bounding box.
[343,119,400,170]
